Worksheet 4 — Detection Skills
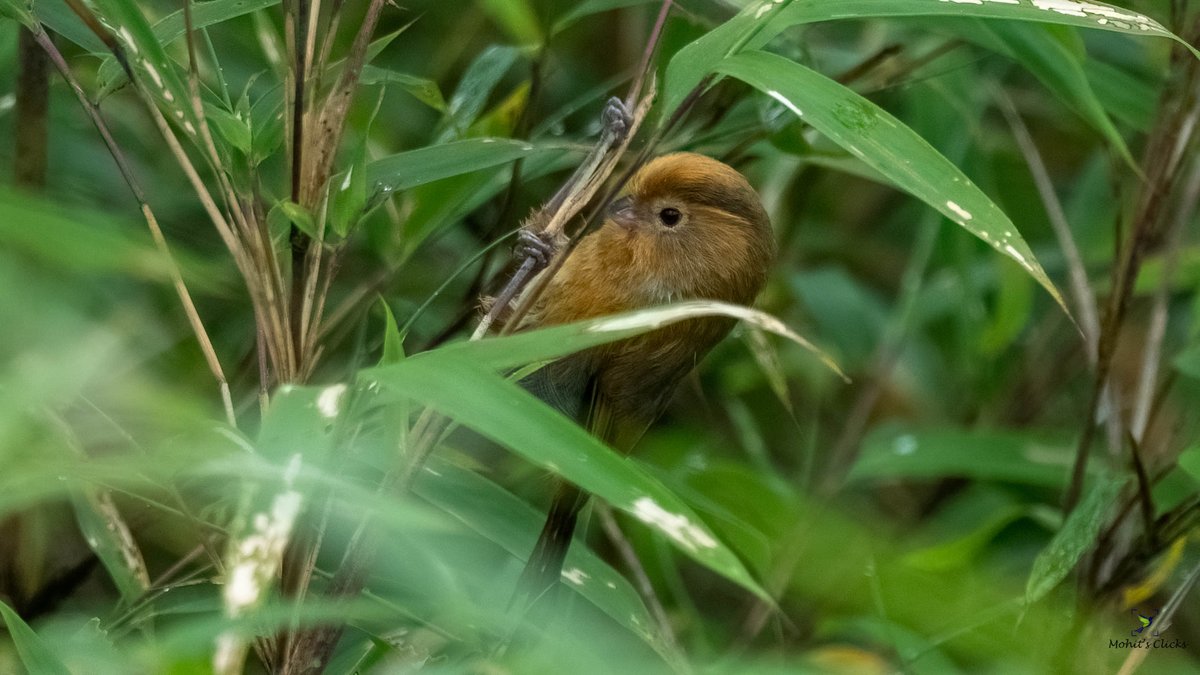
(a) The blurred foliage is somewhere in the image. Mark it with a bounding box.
[2,0,1200,673]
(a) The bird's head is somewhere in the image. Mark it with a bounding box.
[602,152,776,303]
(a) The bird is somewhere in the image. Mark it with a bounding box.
[506,151,776,609]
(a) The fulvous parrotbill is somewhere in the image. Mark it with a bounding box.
[511,151,776,605]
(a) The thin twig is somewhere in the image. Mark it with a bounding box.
[1131,158,1200,440]
[290,0,308,205]
[29,26,235,427]
[475,83,657,340]
[626,0,673,110]
[1064,26,1200,512]
[61,0,130,76]
[451,44,551,329]
[1125,432,1158,544]
[597,505,685,665]
[996,87,1123,455]
[821,214,939,493]
[304,0,388,203]
[995,90,1100,353]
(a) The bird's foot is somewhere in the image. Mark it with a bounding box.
[601,96,633,144]
[515,229,556,272]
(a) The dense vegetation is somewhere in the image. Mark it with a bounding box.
[1,0,1199,672]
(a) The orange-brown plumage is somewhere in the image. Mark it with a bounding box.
[514,152,775,604]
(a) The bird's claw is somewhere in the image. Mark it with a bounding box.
[601,96,633,144]
[516,229,556,272]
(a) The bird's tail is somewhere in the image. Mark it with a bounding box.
[513,482,588,610]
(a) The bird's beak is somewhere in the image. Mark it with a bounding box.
[607,196,639,231]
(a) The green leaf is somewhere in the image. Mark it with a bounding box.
[0,187,173,281]
[259,383,346,462]
[271,200,316,239]
[250,85,285,165]
[903,488,1028,572]
[850,426,1075,489]
[48,0,281,53]
[414,458,681,665]
[1173,344,1200,380]
[33,0,115,51]
[978,20,1135,170]
[361,301,838,598]
[85,0,280,94]
[717,50,1067,311]
[423,300,843,378]
[392,148,578,260]
[0,600,73,675]
[89,0,197,127]
[70,489,150,603]
[552,0,657,34]
[361,65,447,111]
[479,0,543,45]
[138,0,280,45]
[1025,476,1125,603]
[1178,447,1200,483]
[330,146,367,238]
[768,0,1187,44]
[0,0,34,26]
[377,297,406,365]
[364,365,768,600]
[204,103,253,154]
[365,138,566,195]
[978,257,1034,356]
[324,23,414,83]
[664,0,1195,118]
[1085,59,1158,132]
[441,45,521,140]
[662,0,789,115]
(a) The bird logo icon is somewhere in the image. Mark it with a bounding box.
[1131,609,1162,637]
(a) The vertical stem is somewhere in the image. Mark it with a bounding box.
[625,0,673,109]
[14,28,50,190]
[290,0,308,205]
[288,0,312,379]
[29,26,235,426]
[1063,26,1200,512]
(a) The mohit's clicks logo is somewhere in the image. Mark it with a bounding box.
[1108,609,1187,649]
[1131,609,1161,637]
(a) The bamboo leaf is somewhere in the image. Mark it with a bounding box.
[88,0,197,128]
[377,297,406,365]
[479,0,543,45]
[361,301,839,599]
[717,50,1068,311]
[1025,476,1125,603]
[440,45,521,140]
[977,20,1136,169]
[365,138,567,196]
[414,458,680,664]
[424,300,843,379]
[850,426,1077,488]
[0,0,33,26]
[272,200,316,239]
[552,0,657,34]
[0,600,72,675]
[664,0,1196,116]
[330,148,367,238]
[71,489,150,603]
[361,65,447,112]
[1179,446,1200,483]
[365,358,768,600]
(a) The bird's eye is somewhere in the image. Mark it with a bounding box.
[658,207,682,227]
